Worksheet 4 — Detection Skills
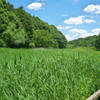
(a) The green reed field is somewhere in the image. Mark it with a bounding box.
[0,48,100,100]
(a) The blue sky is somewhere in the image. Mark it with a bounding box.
[7,0,100,41]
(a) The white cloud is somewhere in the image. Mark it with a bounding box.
[80,33,92,38]
[57,25,73,30]
[69,28,100,39]
[64,16,84,25]
[64,16,96,25]
[62,14,67,17]
[80,30,99,38]
[65,34,74,41]
[69,28,87,34]
[65,28,100,41]
[65,34,78,41]
[73,33,78,37]
[80,28,100,38]
[27,2,45,10]
[84,19,96,23]
[84,4,100,14]
[92,28,100,34]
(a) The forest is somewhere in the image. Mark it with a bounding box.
[68,34,100,50]
[0,0,67,48]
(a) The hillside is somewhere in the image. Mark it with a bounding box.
[68,35,98,48]
[0,0,67,48]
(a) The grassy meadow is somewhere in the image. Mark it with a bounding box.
[0,48,100,100]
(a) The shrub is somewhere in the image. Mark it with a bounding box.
[29,42,35,48]
[66,44,74,48]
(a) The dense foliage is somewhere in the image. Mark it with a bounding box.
[0,48,100,100]
[68,34,100,49]
[94,33,100,50]
[0,0,67,48]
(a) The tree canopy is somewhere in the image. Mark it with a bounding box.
[0,0,67,48]
[68,35,98,48]
[94,33,100,50]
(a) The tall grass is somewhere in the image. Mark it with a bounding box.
[0,48,100,100]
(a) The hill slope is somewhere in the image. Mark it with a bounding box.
[0,0,67,48]
[68,35,98,47]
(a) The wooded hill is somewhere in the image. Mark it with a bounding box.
[0,0,67,48]
[68,34,100,50]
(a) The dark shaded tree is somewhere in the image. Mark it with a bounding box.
[95,33,100,50]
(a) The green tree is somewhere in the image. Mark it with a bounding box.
[68,35,97,47]
[2,22,26,47]
[0,39,6,47]
[49,25,67,48]
[29,42,35,48]
[0,0,6,8]
[0,0,67,48]
[0,1,9,47]
[33,30,58,48]
[6,2,14,12]
[95,33,100,50]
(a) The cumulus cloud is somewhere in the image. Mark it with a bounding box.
[92,28,100,34]
[57,25,73,30]
[65,34,75,41]
[27,2,45,10]
[81,28,100,38]
[64,16,84,25]
[64,16,96,25]
[65,34,78,41]
[65,28,100,41]
[84,4,100,14]
[69,28,87,34]
[69,28,100,39]
[84,19,96,23]
[80,33,94,38]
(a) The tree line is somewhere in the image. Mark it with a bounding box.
[68,34,100,50]
[0,0,67,48]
